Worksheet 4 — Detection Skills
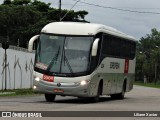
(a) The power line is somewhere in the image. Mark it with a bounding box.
[60,0,81,21]
[72,0,160,15]
[114,7,160,10]
[60,3,160,10]
[69,5,160,10]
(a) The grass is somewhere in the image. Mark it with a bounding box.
[134,81,160,89]
[0,88,38,97]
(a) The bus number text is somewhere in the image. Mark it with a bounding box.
[110,62,120,69]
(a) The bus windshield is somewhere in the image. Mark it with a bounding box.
[35,34,93,75]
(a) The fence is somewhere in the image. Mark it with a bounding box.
[0,44,35,90]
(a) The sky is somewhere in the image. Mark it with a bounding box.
[1,0,160,40]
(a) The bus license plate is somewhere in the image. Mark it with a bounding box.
[54,89,64,93]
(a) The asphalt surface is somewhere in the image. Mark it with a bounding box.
[0,85,160,120]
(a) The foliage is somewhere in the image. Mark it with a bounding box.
[134,81,160,89]
[136,28,160,83]
[0,88,36,97]
[0,0,89,48]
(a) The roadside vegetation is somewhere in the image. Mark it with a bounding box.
[134,81,160,89]
[136,28,160,85]
[0,88,38,97]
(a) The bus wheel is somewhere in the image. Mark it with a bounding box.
[111,82,126,99]
[91,83,101,102]
[45,93,56,102]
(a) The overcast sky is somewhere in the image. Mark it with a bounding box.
[1,0,160,40]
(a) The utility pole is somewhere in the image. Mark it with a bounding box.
[155,46,159,85]
[2,41,9,91]
[59,0,61,21]
[60,0,80,21]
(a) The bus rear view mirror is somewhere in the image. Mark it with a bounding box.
[28,35,39,52]
[91,38,100,56]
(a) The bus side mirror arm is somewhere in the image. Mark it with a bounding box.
[28,35,40,52]
[91,38,100,56]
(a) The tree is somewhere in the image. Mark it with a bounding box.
[12,0,31,5]
[136,28,160,83]
[0,0,89,48]
[3,0,11,5]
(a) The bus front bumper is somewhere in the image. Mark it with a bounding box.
[33,80,91,97]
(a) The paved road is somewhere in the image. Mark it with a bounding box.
[0,85,160,120]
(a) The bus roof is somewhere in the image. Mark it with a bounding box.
[41,22,136,41]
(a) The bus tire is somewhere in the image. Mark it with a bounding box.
[111,81,126,99]
[91,81,102,102]
[45,93,56,102]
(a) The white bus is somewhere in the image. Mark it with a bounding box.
[28,22,136,102]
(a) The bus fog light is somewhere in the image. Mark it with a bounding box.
[35,77,40,82]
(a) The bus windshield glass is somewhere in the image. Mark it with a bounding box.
[35,34,93,74]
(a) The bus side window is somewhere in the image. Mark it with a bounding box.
[101,34,109,59]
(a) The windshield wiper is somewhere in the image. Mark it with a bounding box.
[46,46,60,72]
[64,55,74,74]
[62,47,74,74]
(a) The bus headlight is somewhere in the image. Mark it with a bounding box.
[33,86,37,89]
[35,77,40,82]
[80,80,90,86]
